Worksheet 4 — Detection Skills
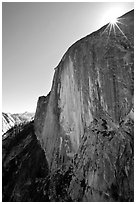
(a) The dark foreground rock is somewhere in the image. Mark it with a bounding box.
[2,117,133,201]
[2,121,49,202]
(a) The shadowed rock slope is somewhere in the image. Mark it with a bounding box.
[3,10,134,202]
[2,121,49,202]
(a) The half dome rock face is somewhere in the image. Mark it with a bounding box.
[34,10,134,170]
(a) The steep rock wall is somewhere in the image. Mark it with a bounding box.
[34,93,50,144]
[34,10,134,169]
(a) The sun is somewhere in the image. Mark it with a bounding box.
[101,8,127,40]
[106,9,119,25]
[100,6,129,40]
[109,15,117,25]
[102,8,121,26]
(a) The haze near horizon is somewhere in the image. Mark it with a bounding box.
[2,2,134,113]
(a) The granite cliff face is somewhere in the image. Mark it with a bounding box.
[34,10,134,170]
[34,10,134,201]
[34,93,50,144]
[3,10,134,202]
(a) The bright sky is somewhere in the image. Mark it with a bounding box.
[2,2,134,113]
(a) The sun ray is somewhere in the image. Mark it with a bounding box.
[116,18,128,27]
[101,23,110,36]
[117,21,126,26]
[113,24,116,36]
[101,13,128,42]
[108,24,112,37]
[115,23,128,40]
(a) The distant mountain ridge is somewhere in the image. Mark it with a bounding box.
[2,112,34,135]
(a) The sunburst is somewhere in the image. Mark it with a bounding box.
[101,13,128,40]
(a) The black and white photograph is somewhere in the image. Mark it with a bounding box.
[2,1,134,202]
